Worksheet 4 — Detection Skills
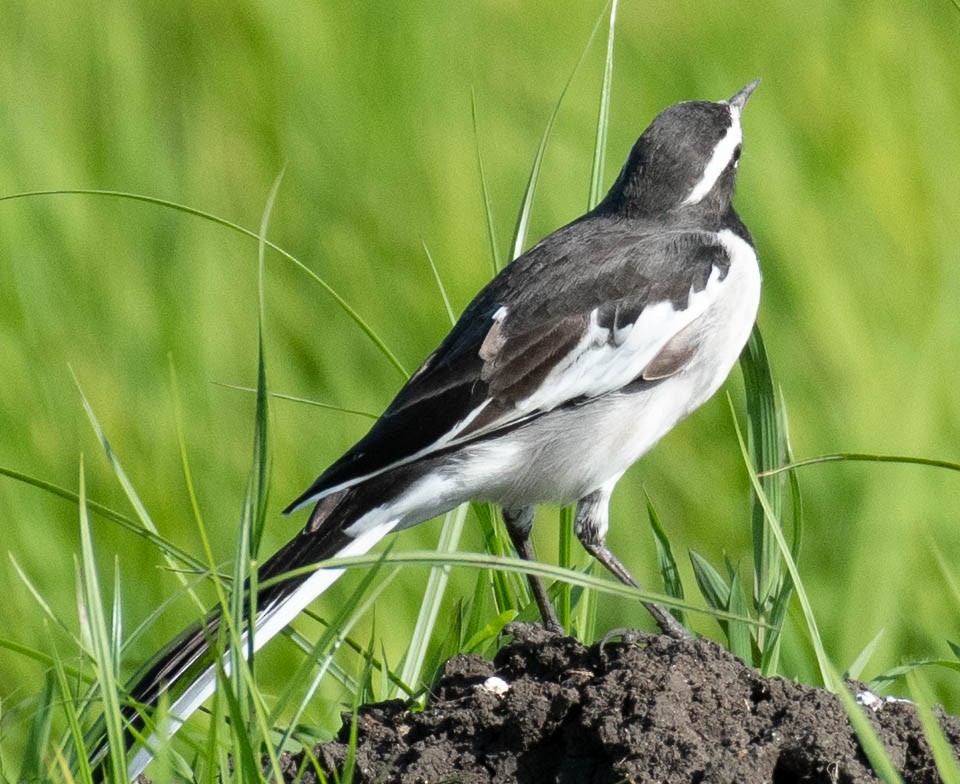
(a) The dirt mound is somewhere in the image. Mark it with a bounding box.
[282,623,958,783]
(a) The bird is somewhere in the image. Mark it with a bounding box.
[104,80,762,779]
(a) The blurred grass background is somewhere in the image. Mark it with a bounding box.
[2,0,960,755]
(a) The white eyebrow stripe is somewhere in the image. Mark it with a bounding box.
[682,105,742,206]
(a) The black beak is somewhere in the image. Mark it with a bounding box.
[729,79,761,110]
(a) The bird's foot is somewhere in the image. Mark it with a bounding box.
[646,604,692,640]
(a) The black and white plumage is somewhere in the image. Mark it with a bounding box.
[115,81,761,778]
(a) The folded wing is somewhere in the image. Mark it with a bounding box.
[285,224,732,513]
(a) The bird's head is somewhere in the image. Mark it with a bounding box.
[602,80,759,219]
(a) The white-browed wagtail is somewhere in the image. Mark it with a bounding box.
[108,81,762,778]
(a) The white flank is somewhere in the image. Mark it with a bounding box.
[712,228,762,354]
[126,519,398,780]
[682,105,742,206]
[516,264,726,415]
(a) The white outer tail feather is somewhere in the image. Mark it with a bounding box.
[126,519,399,780]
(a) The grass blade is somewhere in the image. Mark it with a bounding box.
[572,563,599,643]
[726,569,753,663]
[20,671,55,782]
[906,670,960,783]
[9,554,82,647]
[49,636,95,784]
[728,388,906,781]
[0,637,87,682]
[463,609,518,654]
[214,382,379,420]
[0,188,408,377]
[827,659,904,783]
[689,549,730,613]
[70,370,208,616]
[263,548,760,627]
[739,327,786,631]
[111,558,123,676]
[473,503,519,616]
[217,658,261,780]
[930,542,960,607]
[168,356,209,556]
[871,659,960,687]
[732,409,904,779]
[759,389,803,674]
[397,504,469,696]
[249,171,282,557]
[227,173,281,745]
[274,564,401,750]
[556,505,575,631]
[471,92,503,276]
[846,629,885,681]
[762,452,960,477]
[509,5,608,259]
[0,463,206,572]
[588,0,618,210]
[464,570,499,652]
[646,494,685,625]
[728,394,827,679]
[421,239,457,325]
[76,456,127,784]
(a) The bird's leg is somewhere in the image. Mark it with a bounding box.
[502,506,564,634]
[574,484,689,639]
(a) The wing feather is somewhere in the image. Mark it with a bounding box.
[286,222,732,513]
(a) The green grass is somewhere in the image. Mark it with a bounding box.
[2,1,960,780]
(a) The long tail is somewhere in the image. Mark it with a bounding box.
[92,487,400,780]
